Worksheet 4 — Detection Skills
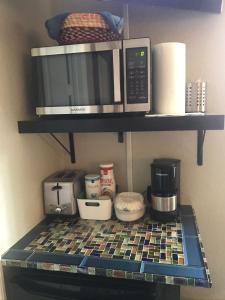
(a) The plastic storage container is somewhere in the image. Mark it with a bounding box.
[77,195,112,220]
[114,192,145,222]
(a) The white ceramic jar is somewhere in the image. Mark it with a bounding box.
[85,174,101,199]
[100,163,116,198]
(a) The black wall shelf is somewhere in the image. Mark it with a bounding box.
[18,114,224,133]
[18,114,224,165]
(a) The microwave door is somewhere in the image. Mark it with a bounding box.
[69,42,123,114]
[33,41,124,115]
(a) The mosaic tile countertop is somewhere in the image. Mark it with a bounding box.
[1,205,212,288]
[24,218,185,265]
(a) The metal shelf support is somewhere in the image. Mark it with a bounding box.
[69,133,76,163]
[118,132,124,143]
[197,130,206,166]
[50,133,76,163]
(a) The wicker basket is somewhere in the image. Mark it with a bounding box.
[59,13,121,45]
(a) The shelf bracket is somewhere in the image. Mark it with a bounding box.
[50,133,76,163]
[197,130,206,166]
[118,132,124,143]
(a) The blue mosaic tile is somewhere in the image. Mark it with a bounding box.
[1,206,211,288]
[24,218,185,266]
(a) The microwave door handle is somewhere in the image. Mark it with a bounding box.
[112,49,121,103]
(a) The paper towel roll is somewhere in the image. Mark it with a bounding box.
[152,42,186,115]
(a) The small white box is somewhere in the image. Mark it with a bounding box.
[77,196,112,221]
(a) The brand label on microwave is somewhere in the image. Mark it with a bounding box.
[70,107,86,112]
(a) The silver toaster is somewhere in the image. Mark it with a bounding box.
[43,170,85,215]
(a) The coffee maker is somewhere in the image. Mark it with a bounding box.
[150,159,180,222]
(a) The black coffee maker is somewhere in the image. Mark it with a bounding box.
[150,159,180,222]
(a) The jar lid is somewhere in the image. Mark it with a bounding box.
[100,163,114,168]
[85,174,100,181]
[115,192,144,212]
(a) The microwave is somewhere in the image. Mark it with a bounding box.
[32,38,151,115]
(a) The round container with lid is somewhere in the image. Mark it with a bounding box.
[85,174,101,199]
[114,192,145,222]
[100,163,116,198]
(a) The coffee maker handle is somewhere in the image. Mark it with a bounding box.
[147,186,152,207]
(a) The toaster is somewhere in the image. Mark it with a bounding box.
[43,170,85,215]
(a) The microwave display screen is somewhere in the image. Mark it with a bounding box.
[126,47,148,104]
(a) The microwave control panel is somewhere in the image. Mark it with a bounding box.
[126,47,148,104]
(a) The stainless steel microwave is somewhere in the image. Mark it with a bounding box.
[32,38,151,115]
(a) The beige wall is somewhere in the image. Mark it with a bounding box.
[0,0,66,299]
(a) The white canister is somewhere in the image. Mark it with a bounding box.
[85,174,101,199]
[114,192,145,222]
[100,163,116,198]
[152,42,186,115]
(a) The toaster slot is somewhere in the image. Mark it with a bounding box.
[53,171,67,179]
[63,171,77,179]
